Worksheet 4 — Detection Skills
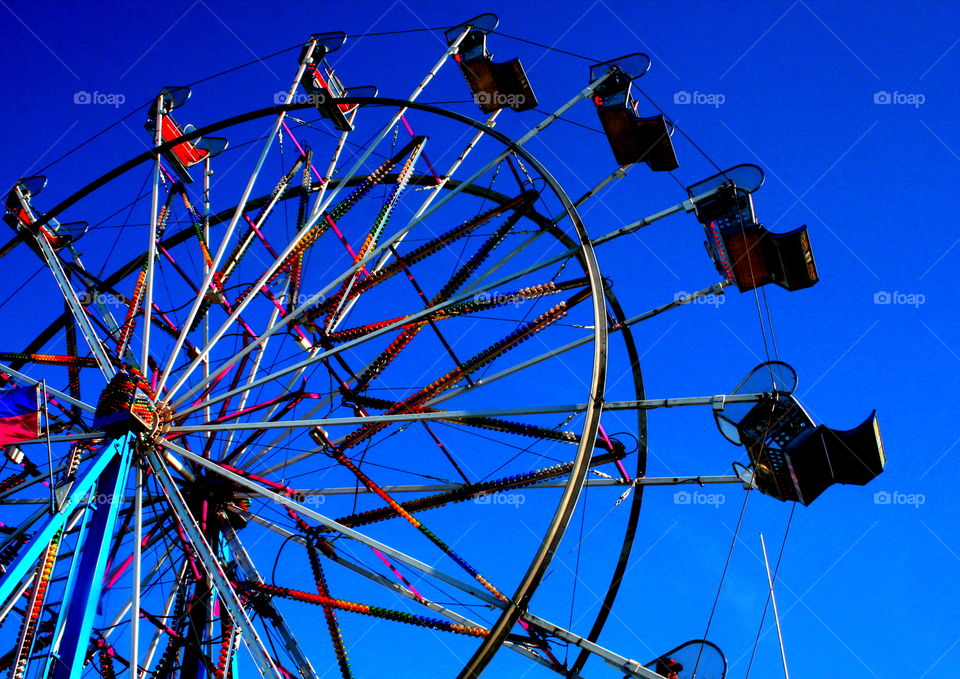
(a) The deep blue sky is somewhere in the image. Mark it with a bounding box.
[1,1,957,677]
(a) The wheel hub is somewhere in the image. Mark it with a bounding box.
[182,472,251,531]
[92,368,172,438]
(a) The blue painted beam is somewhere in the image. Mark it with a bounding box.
[50,435,134,679]
[0,434,133,606]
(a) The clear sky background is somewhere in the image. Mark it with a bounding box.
[0,1,957,677]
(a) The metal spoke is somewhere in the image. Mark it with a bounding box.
[155,59,315,397]
[142,94,163,373]
[170,393,765,434]
[161,36,471,403]
[146,447,283,677]
[157,438,505,608]
[221,524,320,679]
[32,235,115,379]
[131,462,143,677]
[281,475,747,497]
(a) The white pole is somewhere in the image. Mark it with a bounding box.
[41,380,54,513]
[131,461,143,677]
[142,93,164,373]
[760,532,791,679]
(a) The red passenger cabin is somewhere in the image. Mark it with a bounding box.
[447,14,538,114]
[688,165,818,293]
[297,32,376,132]
[3,176,86,256]
[590,54,678,171]
[144,87,227,184]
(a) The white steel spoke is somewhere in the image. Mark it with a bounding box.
[161,35,471,403]
[33,235,115,379]
[146,448,283,677]
[155,56,315,397]
[202,156,213,428]
[284,475,747,497]
[130,462,143,674]
[142,95,163,372]
[170,393,765,434]
[436,282,729,407]
[221,524,320,679]
[157,438,505,608]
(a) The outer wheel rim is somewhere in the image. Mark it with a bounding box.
[0,98,645,677]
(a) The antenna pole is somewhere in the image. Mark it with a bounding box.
[760,532,791,679]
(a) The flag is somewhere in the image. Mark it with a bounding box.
[0,385,40,445]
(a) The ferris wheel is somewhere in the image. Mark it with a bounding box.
[0,14,887,679]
